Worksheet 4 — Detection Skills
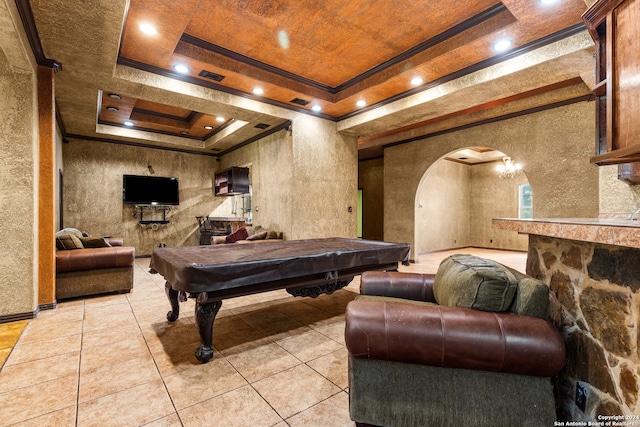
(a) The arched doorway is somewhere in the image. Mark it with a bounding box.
[414,147,529,257]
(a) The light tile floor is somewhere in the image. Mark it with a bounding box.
[0,247,525,427]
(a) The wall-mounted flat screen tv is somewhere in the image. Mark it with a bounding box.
[122,175,179,206]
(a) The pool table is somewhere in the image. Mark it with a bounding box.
[150,238,411,362]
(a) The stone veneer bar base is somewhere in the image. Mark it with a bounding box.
[493,218,640,419]
[526,236,639,419]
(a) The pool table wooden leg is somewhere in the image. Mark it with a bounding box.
[165,281,180,322]
[194,300,223,363]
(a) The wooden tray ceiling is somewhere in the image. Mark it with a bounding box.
[98,92,235,139]
[118,0,588,120]
[25,0,592,157]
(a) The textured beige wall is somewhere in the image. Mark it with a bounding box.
[222,115,358,240]
[60,114,356,258]
[218,130,294,237]
[290,115,358,239]
[0,50,38,316]
[62,139,220,256]
[385,101,599,259]
[358,158,384,241]
[415,160,471,254]
[413,160,528,254]
[599,165,640,217]
[469,163,529,250]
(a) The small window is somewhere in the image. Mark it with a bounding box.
[519,184,533,219]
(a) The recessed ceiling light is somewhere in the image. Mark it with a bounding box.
[253,87,264,95]
[108,93,121,99]
[216,116,225,122]
[106,106,119,112]
[540,0,558,4]
[311,104,322,112]
[124,121,134,127]
[356,100,366,108]
[204,125,213,130]
[139,23,157,35]
[180,131,189,135]
[174,64,189,74]
[493,39,512,52]
[410,77,424,86]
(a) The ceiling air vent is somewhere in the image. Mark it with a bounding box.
[198,70,225,82]
[255,123,271,129]
[290,98,310,106]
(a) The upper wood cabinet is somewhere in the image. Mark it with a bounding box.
[583,0,640,165]
[214,167,250,196]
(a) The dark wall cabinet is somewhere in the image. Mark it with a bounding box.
[583,0,640,173]
[215,167,250,196]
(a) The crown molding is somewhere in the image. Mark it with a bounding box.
[14,0,62,71]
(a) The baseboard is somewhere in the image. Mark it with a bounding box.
[0,308,39,324]
[38,302,57,311]
[418,246,527,256]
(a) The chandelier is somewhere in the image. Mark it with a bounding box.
[496,157,522,179]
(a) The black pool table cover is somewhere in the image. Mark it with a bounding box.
[150,238,411,295]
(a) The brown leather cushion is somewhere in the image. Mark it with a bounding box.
[345,298,566,377]
[56,246,135,273]
[434,254,517,312]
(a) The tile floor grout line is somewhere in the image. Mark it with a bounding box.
[74,299,86,427]
[1,249,523,426]
[283,388,347,425]
[126,274,186,426]
[246,381,288,426]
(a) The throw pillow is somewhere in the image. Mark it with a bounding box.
[433,254,518,312]
[55,233,84,250]
[80,237,112,248]
[56,228,83,238]
[246,230,268,240]
[226,227,249,243]
[500,265,549,319]
[266,230,279,239]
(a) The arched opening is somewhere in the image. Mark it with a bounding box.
[414,147,530,257]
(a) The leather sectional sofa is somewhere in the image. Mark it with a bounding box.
[55,228,135,300]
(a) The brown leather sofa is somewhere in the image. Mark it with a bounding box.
[55,230,135,300]
[345,254,565,427]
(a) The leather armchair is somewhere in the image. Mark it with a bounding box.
[345,269,565,427]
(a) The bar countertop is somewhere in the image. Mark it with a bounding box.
[492,218,640,249]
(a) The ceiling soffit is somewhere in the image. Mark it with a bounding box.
[98,92,237,140]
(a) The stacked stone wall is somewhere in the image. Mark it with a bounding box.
[527,235,640,419]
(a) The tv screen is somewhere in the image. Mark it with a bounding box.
[122,175,179,206]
